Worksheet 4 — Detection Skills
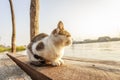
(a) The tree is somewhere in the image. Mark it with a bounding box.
[30,0,40,41]
[9,0,16,53]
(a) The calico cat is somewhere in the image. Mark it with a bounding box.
[27,21,72,66]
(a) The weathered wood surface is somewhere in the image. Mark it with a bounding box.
[1,53,120,80]
[7,54,52,80]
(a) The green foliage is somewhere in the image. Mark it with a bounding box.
[16,46,26,51]
[0,45,26,53]
[0,46,10,53]
[0,46,5,52]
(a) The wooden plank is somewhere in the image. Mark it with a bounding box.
[7,53,120,80]
[7,53,52,80]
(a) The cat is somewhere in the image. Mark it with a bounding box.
[27,21,72,66]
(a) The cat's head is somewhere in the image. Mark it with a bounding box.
[51,21,72,46]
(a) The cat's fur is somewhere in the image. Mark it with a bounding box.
[27,21,72,66]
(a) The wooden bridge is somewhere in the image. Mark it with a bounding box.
[0,53,120,80]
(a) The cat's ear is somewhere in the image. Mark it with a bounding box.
[52,29,59,35]
[52,21,64,35]
[57,21,64,30]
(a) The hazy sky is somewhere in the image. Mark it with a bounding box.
[0,0,120,45]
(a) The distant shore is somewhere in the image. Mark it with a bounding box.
[0,45,26,53]
[73,36,120,44]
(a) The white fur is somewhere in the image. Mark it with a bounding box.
[27,34,72,66]
[27,48,39,62]
[27,21,72,66]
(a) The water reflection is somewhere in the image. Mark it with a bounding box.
[64,41,120,61]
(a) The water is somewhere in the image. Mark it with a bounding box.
[64,41,120,61]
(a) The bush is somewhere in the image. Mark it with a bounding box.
[0,46,10,53]
[16,46,26,51]
[0,45,26,53]
[0,47,6,53]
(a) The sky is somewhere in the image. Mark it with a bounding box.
[0,0,120,46]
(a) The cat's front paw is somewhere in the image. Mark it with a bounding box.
[52,59,64,66]
[59,59,64,65]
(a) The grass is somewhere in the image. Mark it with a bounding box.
[0,45,26,53]
[16,46,26,51]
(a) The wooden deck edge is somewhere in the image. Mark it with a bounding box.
[7,53,52,80]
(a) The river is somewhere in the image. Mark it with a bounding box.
[64,41,120,61]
